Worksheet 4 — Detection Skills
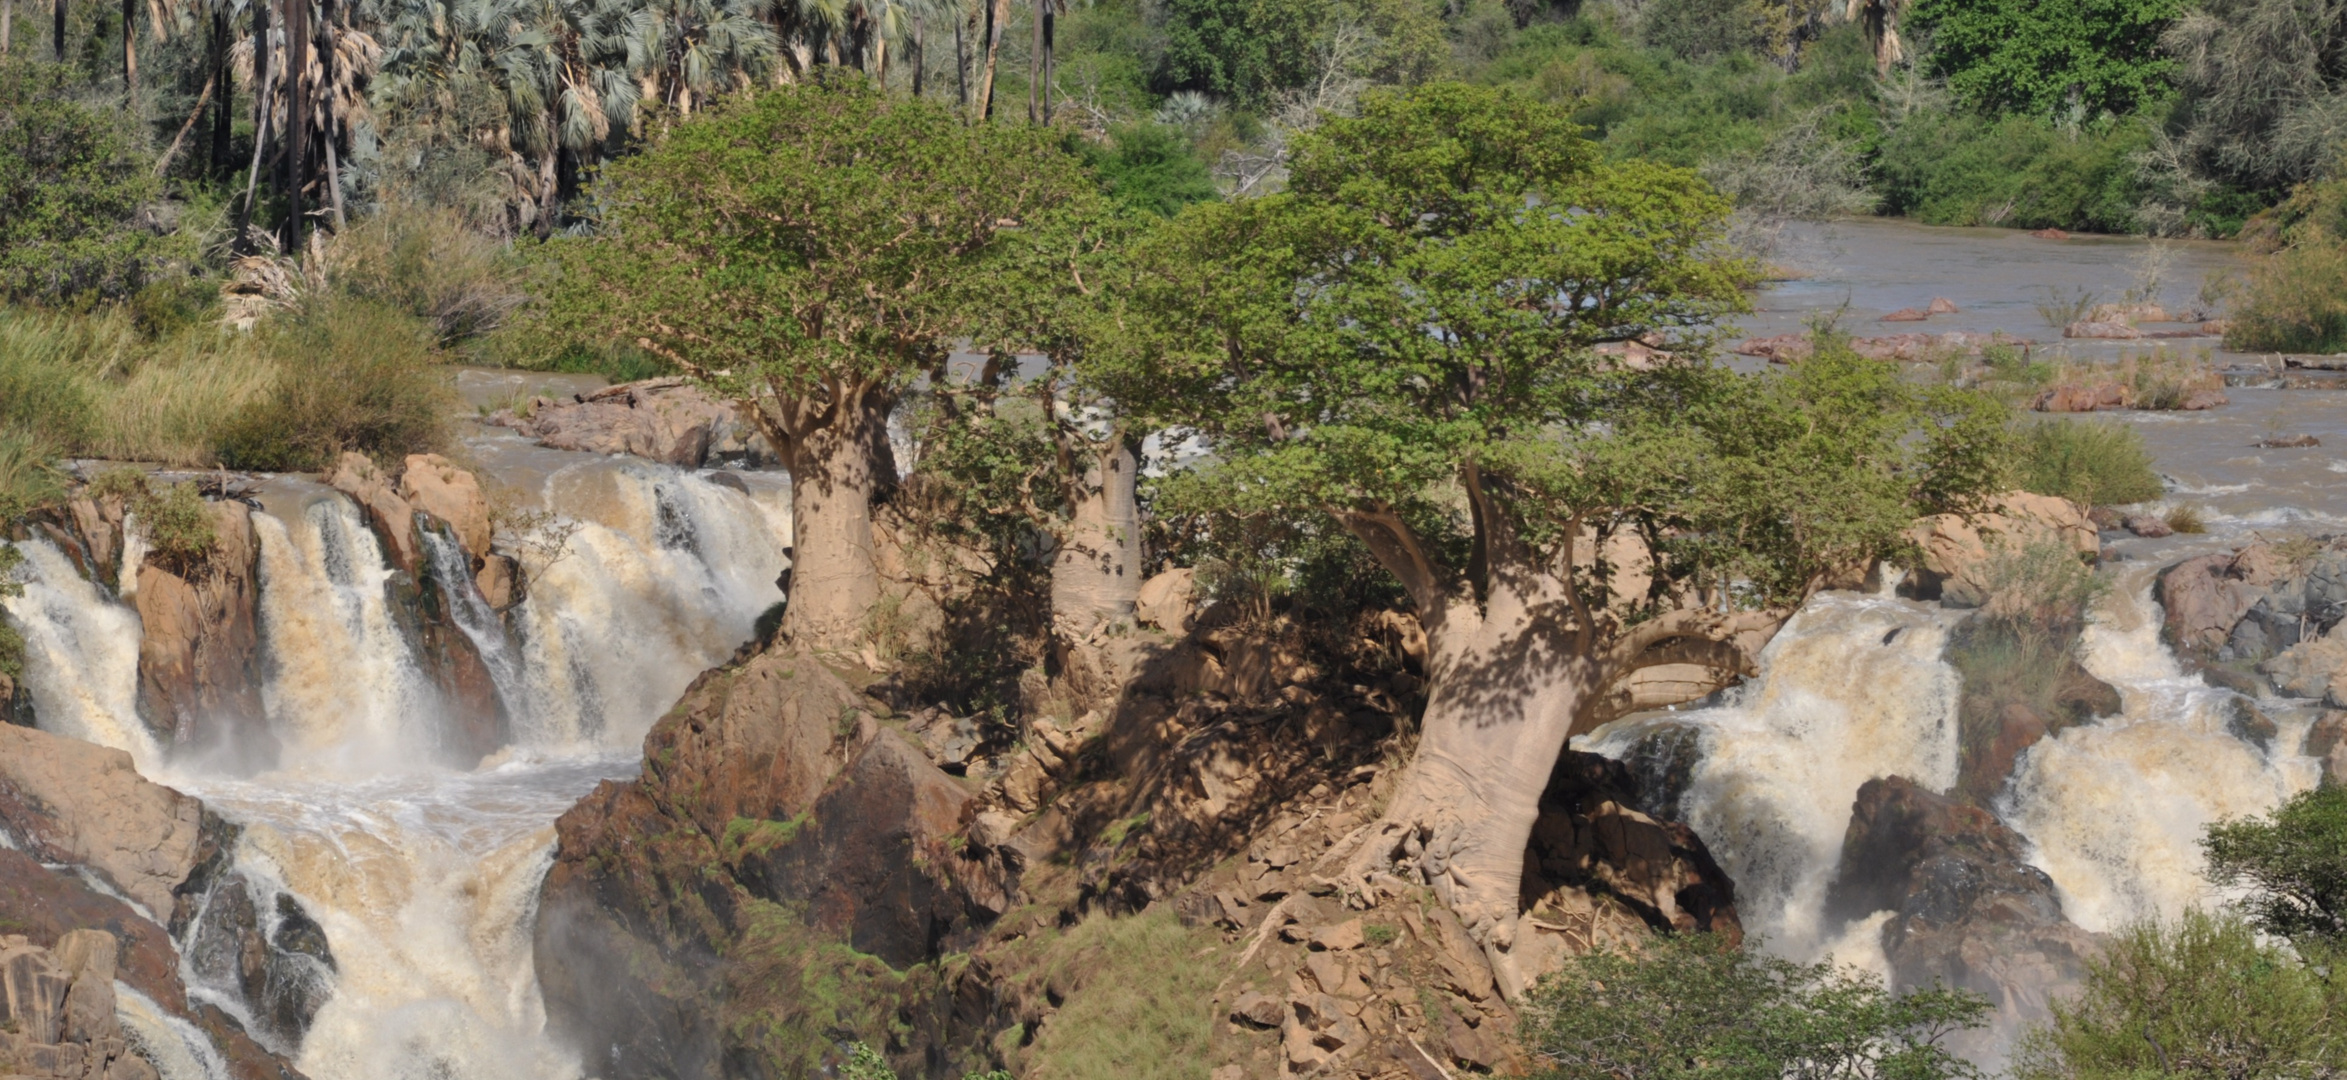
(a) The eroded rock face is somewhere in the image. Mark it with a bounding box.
[0,724,227,925]
[325,453,422,575]
[1825,777,2098,1034]
[132,500,272,764]
[535,649,1014,1080]
[0,849,307,1080]
[397,454,491,562]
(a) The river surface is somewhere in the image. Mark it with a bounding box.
[6,218,2341,1079]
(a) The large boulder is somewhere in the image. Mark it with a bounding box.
[132,500,271,765]
[0,724,230,926]
[325,453,421,574]
[1825,777,2099,1038]
[1906,493,2098,605]
[2159,542,2302,661]
[397,454,492,563]
[487,378,746,468]
[535,649,1015,1080]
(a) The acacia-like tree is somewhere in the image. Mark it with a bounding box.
[1130,83,2008,993]
[543,76,1092,653]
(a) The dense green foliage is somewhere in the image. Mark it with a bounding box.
[2013,419,2165,508]
[1522,932,1991,1080]
[2228,178,2347,354]
[1131,85,2010,618]
[2203,784,2347,942]
[0,61,160,303]
[1909,0,2186,118]
[1075,123,1219,217]
[2014,909,2347,1080]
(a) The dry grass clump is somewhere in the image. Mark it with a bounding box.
[323,200,530,348]
[1008,910,1222,1080]
[2014,418,2165,508]
[2165,503,2209,534]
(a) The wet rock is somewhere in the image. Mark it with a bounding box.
[131,500,272,765]
[2259,434,2323,448]
[1906,492,2098,605]
[325,452,421,574]
[184,878,336,1050]
[2261,632,2347,706]
[475,553,518,610]
[2124,514,2175,538]
[0,724,214,922]
[1825,777,2097,1035]
[487,378,739,468]
[1928,297,1960,314]
[2175,388,2230,410]
[2304,712,2347,783]
[2160,548,2287,658]
[0,850,305,1080]
[2086,506,2122,530]
[1881,308,1930,322]
[397,454,492,563]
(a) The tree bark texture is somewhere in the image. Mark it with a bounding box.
[1333,498,1782,1001]
[237,0,271,243]
[745,379,895,655]
[280,0,307,252]
[1049,431,1142,639]
[52,0,63,62]
[121,0,136,109]
[978,0,1004,120]
[209,10,231,175]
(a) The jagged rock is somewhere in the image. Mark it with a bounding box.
[397,454,492,563]
[1881,308,1930,322]
[1231,990,1283,1028]
[184,880,337,1051]
[2305,712,2347,784]
[1135,568,1197,633]
[475,553,518,610]
[131,500,271,764]
[2161,549,2282,657]
[2262,632,2347,706]
[2123,513,2174,538]
[2259,434,2323,448]
[536,649,1014,1080]
[2063,320,2142,340]
[1906,493,2097,605]
[1825,777,2098,1037]
[0,851,304,1080]
[487,378,740,467]
[1928,297,1960,314]
[325,452,420,573]
[0,724,222,923]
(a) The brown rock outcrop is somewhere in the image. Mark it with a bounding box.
[1881,308,1930,322]
[487,378,741,467]
[0,850,306,1080]
[535,649,1015,1080]
[131,500,270,764]
[1825,777,2098,1040]
[0,929,161,1080]
[2158,547,2290,658]
[2063,320,2143,340]
[0,724,229,926]
[397,454,492,563]
[1906,493,2098,605]
[2031,382,2131,411]
[325,453,420,574]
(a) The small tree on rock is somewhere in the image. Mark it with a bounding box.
[542,76,1095,653]
[1128,82,2010,994]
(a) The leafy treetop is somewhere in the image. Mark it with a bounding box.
[2202,783,2347,943]
[1909,0,2188,119]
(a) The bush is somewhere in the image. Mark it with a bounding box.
[1875,111,2153,232]
[1908,0,2187,119]
[1078,123,1219,218]
[1523,932,1991,1080]
[0,60,160,303]
[2202,784,2347,942]
[2014,418,2164,507]
[88,468,216,565]
[2226,180,2347,354]
[2013,909,2347,1080]
[217,299,450,471]
[324,200,530,347]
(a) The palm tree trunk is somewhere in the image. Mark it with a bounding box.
[909,14,923,96]
[319,0,342,230]
[978,0,1004,120]
[236,0,271,244]
[122,0,137,110]
[1027,0,1039,122]
[1040,0,1053,124]
[953,4,968,109]
[280,0,306,253]
[3,0,13,57]
[52,0,64,62]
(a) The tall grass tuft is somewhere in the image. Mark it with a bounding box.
[217,298,450,471]
[324,201,531,348]
[1013,910,1221,1080]
[2015,418,2164,507]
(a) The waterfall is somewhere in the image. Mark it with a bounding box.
[252,495,443,768]
[1582,592,1966,964]
[117,982,232,1080]
[2000,572,2320,932]
[1,538,158,769]
[8,450,791,1080]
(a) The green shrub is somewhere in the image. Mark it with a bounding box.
[217,299,450,471]
[2014,418,2164,507]
[0,60,160,303]
[2227,236,2347,354]
[2013,909,2347,1080]
[325,200,530,347]
[1523,932,1991,1080]
[1876,111,2152,232]
[2203,784,2347,942]
[95,470,216,565]
[1908,0,2186,119]
[1078,123,1218,218]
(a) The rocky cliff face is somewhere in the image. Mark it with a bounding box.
[1,927,163,1080]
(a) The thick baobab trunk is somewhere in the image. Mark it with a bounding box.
[772,387,893,655]
[1050,433,1142,639]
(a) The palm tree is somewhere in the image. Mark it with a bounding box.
[1845,0,1905,73]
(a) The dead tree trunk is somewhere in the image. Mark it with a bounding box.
[236,0,271,244]
[1049,427,1142,639]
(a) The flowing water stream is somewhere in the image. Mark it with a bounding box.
[5,222,2333,1077]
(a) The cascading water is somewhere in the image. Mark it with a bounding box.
[9,451,790,1080]
[1582,591,1967,965]
[1,538,159,770]
[2002,570,2321,932]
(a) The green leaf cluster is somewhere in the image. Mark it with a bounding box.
[1128,83,2010,611]
[2203,784,2347,944]
[1908,0,2188,119]
[0,60,160,304]
[1523,932,1991,1080]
